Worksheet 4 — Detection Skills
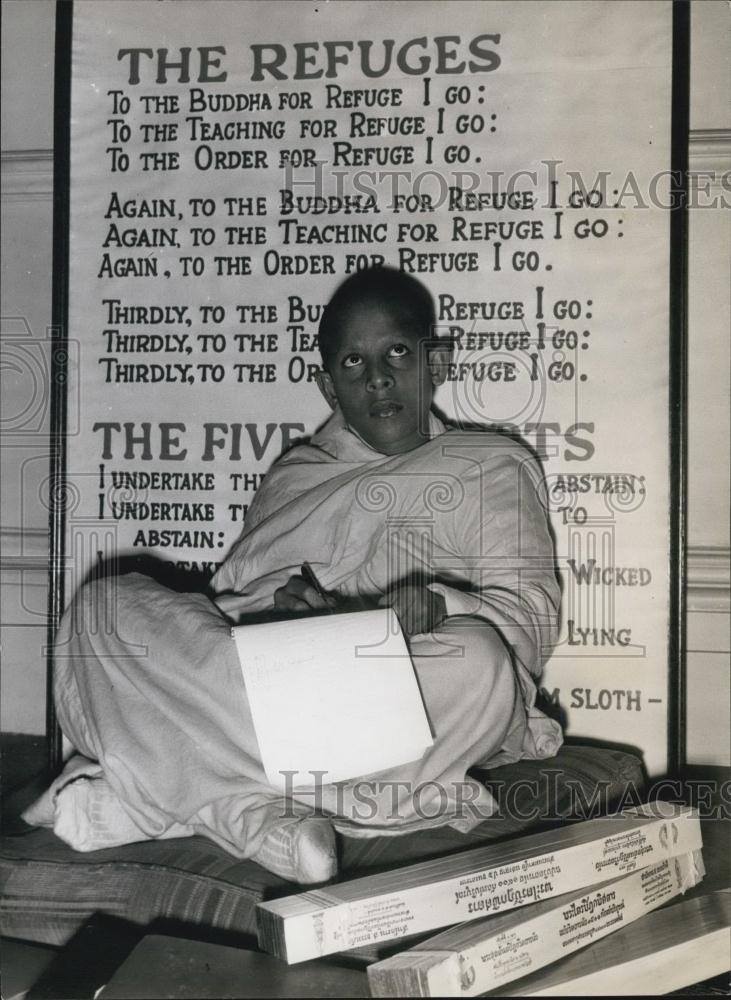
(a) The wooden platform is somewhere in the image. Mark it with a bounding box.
[2,734,728,997]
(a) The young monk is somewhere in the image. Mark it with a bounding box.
[26,267,562,884]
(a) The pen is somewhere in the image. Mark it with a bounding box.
[301,561,336,613]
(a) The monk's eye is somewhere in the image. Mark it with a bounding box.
[342,353,362,369]
[388,343,410,359]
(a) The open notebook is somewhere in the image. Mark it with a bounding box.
[231,608,433,790]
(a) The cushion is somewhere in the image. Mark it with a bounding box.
[0,744,644,947]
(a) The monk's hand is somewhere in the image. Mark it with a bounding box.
[380,583,447,638]
[273,574,339,613]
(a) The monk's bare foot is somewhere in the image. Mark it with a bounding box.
[251,816,337,884]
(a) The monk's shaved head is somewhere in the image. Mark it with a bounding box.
[314,267,452,455]
[318,267,436,371]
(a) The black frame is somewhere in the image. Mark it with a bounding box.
[46,0,691,777]
[47,0,73,774]
[668,0,690,775]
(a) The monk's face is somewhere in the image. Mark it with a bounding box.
[321,302,438,455]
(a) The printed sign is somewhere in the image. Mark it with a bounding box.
[62,1,675,773]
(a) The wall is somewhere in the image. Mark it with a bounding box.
[1,0,56,734]
[1,0,729,765]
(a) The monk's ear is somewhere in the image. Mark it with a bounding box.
[427,342,453,387]
[315,368,339,409]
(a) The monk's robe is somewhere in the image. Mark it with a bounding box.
[38,410,562,857]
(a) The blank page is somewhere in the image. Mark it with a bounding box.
[232,609,433,790]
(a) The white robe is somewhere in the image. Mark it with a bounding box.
[32,411,563,856]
